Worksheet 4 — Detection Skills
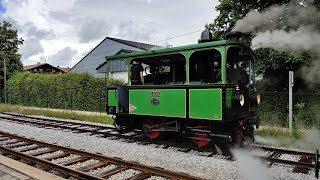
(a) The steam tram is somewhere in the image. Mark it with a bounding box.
[105,31,261,147]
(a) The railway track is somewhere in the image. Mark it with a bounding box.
[0,112,319,178]
[0,112,224,155]
[247,144,319,178]
[0,130,200,180]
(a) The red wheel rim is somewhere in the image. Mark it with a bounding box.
[193,132,209,147]
[146,130,160,139]
[143,122,160,139]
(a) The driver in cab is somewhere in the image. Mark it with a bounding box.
[130,60,144,85]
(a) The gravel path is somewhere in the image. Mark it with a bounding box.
[0,120,317,180]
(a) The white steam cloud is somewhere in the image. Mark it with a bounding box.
[232,0,320,85]
[232,149,272,180]
[252,26,320,51]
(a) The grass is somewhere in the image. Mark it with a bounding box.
[0,104,114,125]
[255,126,320,151]
[255,126,302,139]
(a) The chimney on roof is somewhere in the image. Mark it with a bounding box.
[37,62,41,64]
[57,65,60,67]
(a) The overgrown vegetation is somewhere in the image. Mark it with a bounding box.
[255,126,320,151]
[255,126,302,139]
[6,72,125,112]
[0,103,114,125]
[256,90,320,129]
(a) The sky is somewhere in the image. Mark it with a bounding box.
[0,0,219,68]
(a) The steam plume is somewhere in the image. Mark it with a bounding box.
[232,0,320,85]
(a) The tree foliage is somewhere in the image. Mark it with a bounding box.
[208,0,319,90]
[208,0,291,37]
[0,21,24,89]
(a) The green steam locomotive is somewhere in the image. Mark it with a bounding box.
[105,31,260,147]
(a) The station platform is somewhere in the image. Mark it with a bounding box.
[0,154,64,180]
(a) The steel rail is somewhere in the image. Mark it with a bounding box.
[0,131,200,180]
[248,144,319,178]
[257,155,314,168]
[0,112,116,130]
[0,115,123,136]
[248,144,315,157]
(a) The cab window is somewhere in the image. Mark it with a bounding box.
[189,49,222,83]
[132,53,186,85]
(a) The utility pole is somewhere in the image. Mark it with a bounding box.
[289,71,294,136]
[3,55,6,104]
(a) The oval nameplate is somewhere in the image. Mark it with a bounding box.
[150,98,160,105]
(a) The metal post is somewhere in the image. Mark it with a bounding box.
[4,56,6,104]
[289,71,294,136]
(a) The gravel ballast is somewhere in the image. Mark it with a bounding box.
[0,120,317,180]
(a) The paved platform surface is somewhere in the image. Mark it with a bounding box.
[0,164,24,180]
[0,154,64,180]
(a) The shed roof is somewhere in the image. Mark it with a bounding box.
[107,37,161,50]
[23,63,70,72]
[70,37,161,73]
[57,67,71,73]
[106,40,243,61]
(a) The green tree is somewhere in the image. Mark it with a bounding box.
[0,21,24,94]
[208,0,317,90]
[208,0,290,38]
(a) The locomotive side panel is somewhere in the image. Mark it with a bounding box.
[106,89,118,114]
[189,89,222,120]
[129,89,186,118]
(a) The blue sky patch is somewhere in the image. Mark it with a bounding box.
[0,0,6,13]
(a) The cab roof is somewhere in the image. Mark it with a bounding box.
[105,39,244,61]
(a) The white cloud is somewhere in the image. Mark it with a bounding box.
[2,0,218,67]
[48,47,77,67]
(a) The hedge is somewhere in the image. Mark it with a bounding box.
[6,72,125,111]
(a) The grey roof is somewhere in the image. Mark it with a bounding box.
[69,36,161,77]
[107,37,161,50]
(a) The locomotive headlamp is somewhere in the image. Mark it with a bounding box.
[257,94,261,104]
[232,94,245,106]
[250,94,261,105]
[239,94,245,106]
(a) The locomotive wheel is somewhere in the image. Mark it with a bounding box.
[142,121,161,139]
[193,132,210,147]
